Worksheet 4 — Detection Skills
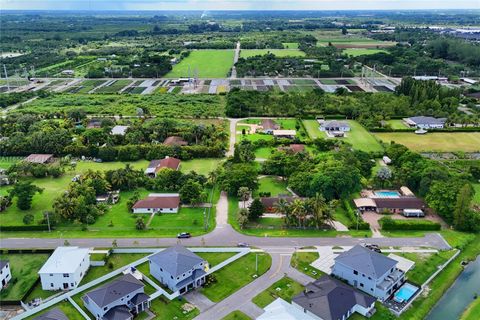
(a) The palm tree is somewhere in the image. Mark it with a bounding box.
[274,198,291,226]
[290,199,307,229]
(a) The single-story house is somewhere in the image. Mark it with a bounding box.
[0,174,10,186]
[277,144,305,154]
[257,298,317,320]
[403,116,446,129]
[33,308,68,320]
[132,193,180,214]
[82,273,150,320]
[148,245,208,294]
[320,120,351,132]
[96,190,120,204]
[273,130,296,139]
[260,119,280,134]
[0,260,11,291]
[87,119,102,129]
[461,78,478,85]
[163,136,188,146]
[145,156,181,177]
[111,125,129,136]
[261,195,302,212]
[292,275,376,320]
[24,154,54,164]
[353,198,378,212]
[354,197,425,215]
[38,246,90,291]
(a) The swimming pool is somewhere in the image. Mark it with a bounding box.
[374,190,400,198]
[394,283,418,303]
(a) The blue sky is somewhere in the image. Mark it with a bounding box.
[0,0,478,10]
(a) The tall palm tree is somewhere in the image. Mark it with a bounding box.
[274,198,291,226]
[290,199,307,229]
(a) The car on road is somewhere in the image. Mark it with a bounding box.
[237,242,249,247]
[365,244,381,253]
[177,232,191,239]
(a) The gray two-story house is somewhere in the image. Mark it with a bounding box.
[148,245,208,294]
[332,245,405,301]
[82,273,150,320]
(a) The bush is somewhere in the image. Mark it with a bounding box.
[23,214,34,225]
[379,217,441,230]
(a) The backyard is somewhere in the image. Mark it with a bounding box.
[252,277,304,308]
[254,176,290,197]
[167,50,234,78]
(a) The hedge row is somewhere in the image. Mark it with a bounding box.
[343,200,370,230]
[0,225,52,231]
[379,217,441,231]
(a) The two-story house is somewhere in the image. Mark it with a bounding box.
[38,246,90,291]
[148,245,208,294]
[332,245,405,301]
[0,260,11,290]
[82,273,150,320]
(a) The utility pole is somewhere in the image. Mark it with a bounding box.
[255,254,258,273]
[46,211,51,232]
[3,64,10,91]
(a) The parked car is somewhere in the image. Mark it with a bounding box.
[177,232,191,239]
[237,242,249,247]
[365,244,381,253]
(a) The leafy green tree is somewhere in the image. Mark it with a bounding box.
[23,214,34,225]
[9,181,43,210]
[237,187,250,208]
[237,208,249,229]
[248,198,264,220]
[453,184,474,230]
[180,179,203,205]
[136,217,146,230]
[233,140,255,163]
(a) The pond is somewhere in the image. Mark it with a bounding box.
[426,255,480,320]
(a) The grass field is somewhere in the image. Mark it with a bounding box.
[180,158,223,175]
[374,132,480,152]
[240,49,306,58]
[303,120,384,152]
[343,48,388,56]
[222,311,251,320]
[473,184,480,204]
[254,176,290,197]
[148,296,199,320]
[283,42,299,49]
[386,119,409,129]
[461,298,480,320]
[290,252,323,278]
[167,50,234,78]
[252,277,304,308]
[395,251,456,285]
[0,254,49,301]
[201,252,272,302]
[254,147,275,159]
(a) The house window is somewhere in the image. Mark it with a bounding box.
[51,283,54,287]
[71,283,74,286]
[360,283,364,287]
[50,274,53,276]
[171,276,173,279]
[104,307,108,311]
[368,277,371,280]
[160,268,163,272]
[362,274,365,277]
[371,288,373,291]
[63,274,69,277]
[353,270,358,275]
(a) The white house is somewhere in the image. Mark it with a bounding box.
[403,116,446,129]
[0,260,12,291]
[257,298,317,320]
[38,247,90,291]
[110,125,129,136]
[132,193,180,214]
[319,120,351,132]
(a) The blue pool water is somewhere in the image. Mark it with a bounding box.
[374,191,400,198]
[394,283,418,302]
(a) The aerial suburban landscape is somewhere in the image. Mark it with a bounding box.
[0,1,480,320]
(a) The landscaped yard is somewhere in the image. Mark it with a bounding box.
[221,311,252,320]
[195,252,237,267]
[24,302,83,320]
[147,296,199,320]
[290,252,323,278]
[240,49,306,58]
[303,120,384,152]
[201,252,272,302]
[167,50,234,78]
[373,132,480,152]
[236,118,305,143]
[254,176,290,197]
[0,253,49,301]
[252,277,304,308]
[180,158,223,175]
[386,119,409,129]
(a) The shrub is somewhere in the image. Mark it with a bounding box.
[379,217,441,230]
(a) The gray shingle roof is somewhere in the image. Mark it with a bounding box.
[292,275,375,320]
[83,274,145,308]
[408,116,446,125]
[148,245,205,277]
[33,308,68,320]
[0,260,9,269]
[335,245,397,278]
[321,120,350,129]
[103,305,132,320]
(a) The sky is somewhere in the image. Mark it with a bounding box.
[1,0,479,11]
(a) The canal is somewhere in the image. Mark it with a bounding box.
[426,255,480,320]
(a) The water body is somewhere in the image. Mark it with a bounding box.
[426,255,480,320]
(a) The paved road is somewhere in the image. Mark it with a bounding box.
[230,41,240,79]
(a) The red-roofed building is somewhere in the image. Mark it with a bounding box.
[132,193,180,214]
[145,156,181,178]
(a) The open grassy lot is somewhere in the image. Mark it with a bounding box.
[201,252,272,302]
[195,252,237,267]
[461,298,480,320]
[254,147,275,159]
[240,49,306,58]
[290,252,323,278]
[180,158,223,175]
[254,176,290,197]
[147,296,199,320]
[283,43,299,49]
[222,311,251,320]
[386,119,409,129]
[252,277,304,308]
[374,132,480,152]
[343,48,388,56]
[236,118,305,143]
[167,50,234,78]
[0,253,49,301]
[303,120,384,152]
[472,184,480,204]
[25,302,83,320]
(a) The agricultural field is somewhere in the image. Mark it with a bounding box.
[303,120,384,152]
[167,50,234,78]
[373,132,480,152]
[240,49,306,58]
[94,80,132,93]
[343,48,388,56]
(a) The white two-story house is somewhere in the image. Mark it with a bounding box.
[148,245,208,294]
[0,260,12,290]
[332,245,405,301]
[38,247,90,291]
[82,273,150,320]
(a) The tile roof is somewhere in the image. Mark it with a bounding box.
[38,247,89,274]
[321,120,350,129]
[83,274,145,308]
[149,245,205,277]
[103,305,132,320]
[293,275,375,320]
[335,245,397,278]
[132,194,180,209]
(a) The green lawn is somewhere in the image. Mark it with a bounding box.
[240,49,306,58]
[201,252,272,302]
[196,252,237,267]
[343,48,388,56]
[0,156,22,169]
[254,176,290,197]
[222,311,252,320]
[386,119,409,129]
[303,120,384,152]
[180,158,223,175]
[461,298,480,320]
[167,50,234,78]
[473,184,480,204]
[290,252,323,278]
[283,43,299,49]
[254,147,275,159]
[374,132,480,152]
[0,254,49,301]
[252,277,304,308]
[25,302,83,320]
[147,296,199,320]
